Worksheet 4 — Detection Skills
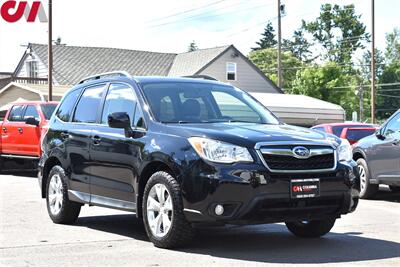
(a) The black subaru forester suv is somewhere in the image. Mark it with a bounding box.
[39,72,359,248]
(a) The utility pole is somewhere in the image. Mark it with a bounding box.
[370,0,376,123]
[358,85,364,122]
[277,0,283,89]
[48,0,53,101]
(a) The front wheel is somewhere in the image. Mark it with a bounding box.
[357,158,378,199]
[285,218,336,238]
[142,171,195,248]
[46,166,81,224]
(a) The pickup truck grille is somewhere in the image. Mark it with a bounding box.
[258,144,336,172]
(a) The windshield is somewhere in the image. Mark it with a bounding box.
[332,124,373,137]
[141,82,279,124]
[40,104,57,120]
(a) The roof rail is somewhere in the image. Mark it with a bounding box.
[78,71,132,84]
[182,75,217,81]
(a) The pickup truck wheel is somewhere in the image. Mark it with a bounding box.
[142,171,195,248]
[357,158,378,199]
[285,218,336,238]
[46,166,81,224]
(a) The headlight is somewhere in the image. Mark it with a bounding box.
[188,137,253,163]
[337,139,352,162]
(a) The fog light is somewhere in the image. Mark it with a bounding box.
[215,204,224,216]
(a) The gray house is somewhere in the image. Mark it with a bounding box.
[12,43,282,93]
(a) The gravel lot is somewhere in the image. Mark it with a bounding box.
[1,171,399,267]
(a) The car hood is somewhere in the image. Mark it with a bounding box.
[163,123,335,148]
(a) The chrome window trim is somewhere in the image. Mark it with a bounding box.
[255,141,337,173]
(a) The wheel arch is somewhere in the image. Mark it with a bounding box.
[136,161,177,218]
[41,156,62,198]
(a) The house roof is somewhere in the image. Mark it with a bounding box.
[28,44,176,85]
[168,45,230,76]
[0,82,70,98]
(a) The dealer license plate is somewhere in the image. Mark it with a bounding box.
[290,178,320,198]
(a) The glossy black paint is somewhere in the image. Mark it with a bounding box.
[39,76,360,225]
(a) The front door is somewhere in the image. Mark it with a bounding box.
[19,105,41,156]
[369,112,400,180]
[89,83,145,210]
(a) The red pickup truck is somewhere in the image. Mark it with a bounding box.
[0,101,58,169]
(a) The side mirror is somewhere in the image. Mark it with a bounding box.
[375,128,385,140]
[108,112,133,138]
[25,117,39,127]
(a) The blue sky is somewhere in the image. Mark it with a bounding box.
[0,0,398,72]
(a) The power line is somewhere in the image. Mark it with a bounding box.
[145,0,228,24]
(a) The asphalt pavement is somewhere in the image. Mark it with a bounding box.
[1,171,399,267]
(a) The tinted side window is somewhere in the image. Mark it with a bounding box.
[23,105,40,121]
[73,84,105,123]
[384,112,400,137]
[8,105,25,121]
[133,104,146,129]
[56,89,81,122]
[101,83,137,125]
[313,127,326,133]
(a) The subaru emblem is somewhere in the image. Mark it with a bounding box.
[292,146,310,159]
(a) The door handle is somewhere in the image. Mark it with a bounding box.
[393,140,400,146]
[2,127,6,133]
[18,128,23,134]
[92,136,101,145]
[60,132,69,139]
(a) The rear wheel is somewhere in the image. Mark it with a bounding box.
[46,166,81,224]
[285,218,336,238]
[357,158,378,199]
[142,171,195,248]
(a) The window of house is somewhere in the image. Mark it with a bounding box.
[73,84,105,123]
[27,61,38,78]
[226,62,237,81]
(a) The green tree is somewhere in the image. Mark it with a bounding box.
[291,62,361,119]
[302,4,369,64]
[252,21,277,51]
[283,29,312,62]
[376,28,400,119]
[187,41,198,52]
[248,48,303,90]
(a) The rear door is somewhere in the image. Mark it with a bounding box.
[369,112,400,180]
[89,82,146,209]
[65,84,107,196]
[1,105,26,155]
[19,105,41,156]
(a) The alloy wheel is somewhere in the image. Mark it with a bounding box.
[48,174,63,216]
[146,183,173,238]
[358,165,367,192]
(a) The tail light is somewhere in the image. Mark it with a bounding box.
[40,124,50,155]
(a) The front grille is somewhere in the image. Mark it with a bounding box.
[258,144,336,171]
[262,153,335,170]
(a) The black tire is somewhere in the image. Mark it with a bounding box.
[357,158,378,199]
[46,165,81,224]
[285,218,336,238]
[389,186,400,192]
[142,171,195,248]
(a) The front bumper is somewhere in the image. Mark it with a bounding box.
[181,160,359,225]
